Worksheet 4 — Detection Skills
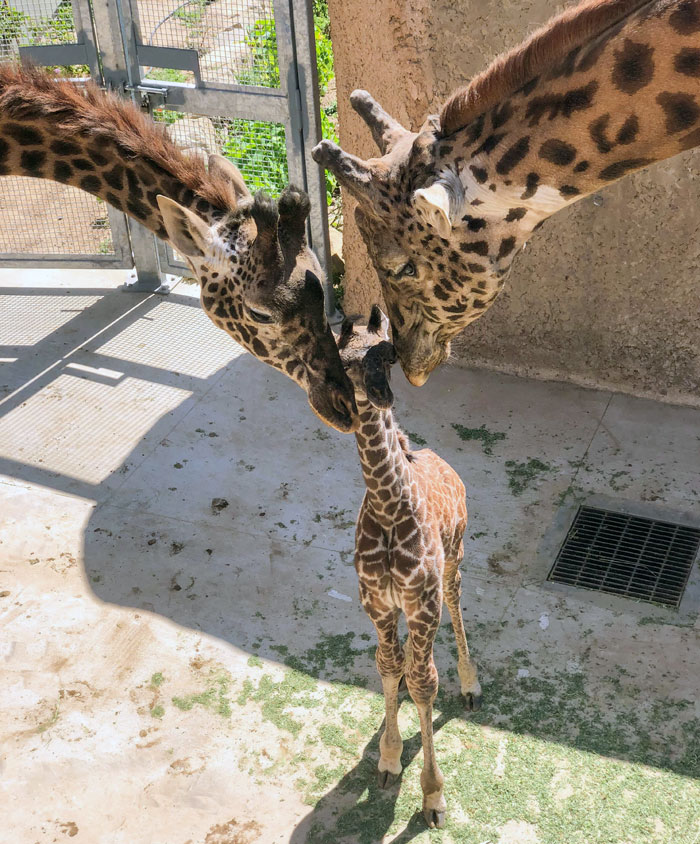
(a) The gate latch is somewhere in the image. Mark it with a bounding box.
[123,83,168,111]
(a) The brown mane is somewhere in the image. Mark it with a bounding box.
[439,0,652,137]
[0,63,238,210]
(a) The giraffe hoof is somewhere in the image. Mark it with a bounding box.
[423,808,446,829]
[377,769,400,789]
[464,691,482,712]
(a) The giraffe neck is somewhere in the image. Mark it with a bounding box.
[437,0,698,276]
[0,71,224,238]
[354,398,412,524]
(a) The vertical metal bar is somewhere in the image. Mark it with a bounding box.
[287,0,335,320]
[71,0,100,79]
[94,0,168,292]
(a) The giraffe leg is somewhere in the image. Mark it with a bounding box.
[364,602,405,787]
[405,594,446,829]
[444,561,482,710]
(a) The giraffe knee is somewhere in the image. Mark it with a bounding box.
[406,664,438,703]
[376,643,405,678]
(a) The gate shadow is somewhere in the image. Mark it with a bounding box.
[3,280,699,842]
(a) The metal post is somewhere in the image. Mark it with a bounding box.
[91,0,168,293]
[286,0,338,322]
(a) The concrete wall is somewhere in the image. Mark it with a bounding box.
[327,0,700,406]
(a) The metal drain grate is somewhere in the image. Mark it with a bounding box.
[548,506,700,608]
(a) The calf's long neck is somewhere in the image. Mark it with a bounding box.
[354,399,413,525]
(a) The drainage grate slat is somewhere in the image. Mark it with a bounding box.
[548,506,700,608]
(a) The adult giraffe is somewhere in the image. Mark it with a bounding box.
[313,0,700,385]
[0,64,358,431]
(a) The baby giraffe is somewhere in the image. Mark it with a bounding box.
[337,307,482,828]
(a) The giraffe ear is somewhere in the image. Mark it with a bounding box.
[413,183,452,239]
[363,341,395,410]
[208,154,251,200]
[157,195,211,258]
[338,317,355,348]
[366,305,390,338]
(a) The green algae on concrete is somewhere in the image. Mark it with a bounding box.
[171,669,233,718]
[505,457,553,495]
[451,423,506,455]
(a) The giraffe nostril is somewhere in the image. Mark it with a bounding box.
[333,391,358,426]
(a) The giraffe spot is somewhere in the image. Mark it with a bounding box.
[80,175,101,193]
[105,191,122,208]
[521,172,539,199]
[136,166,156,186]
[616,114,639,145]
[472,298,487,308]
[88,148,109,167]
[589,114,613,153]
[657,91,700,133]
[497,236,516,260]
[202,296,215,310]
[491,101,514,130]
[467,263,486,273]
[599,158,653,180]
[669,0,700,34]
[103,165,124,191]
[469,165,487,183]
[495,135,530,175]
[54,161,72,182]
[5,123,42,146]
[459,240,489,256]
[549,46,581,79]
[475,132,506,155]
[50,139,80,156]
[463,113,486,146]
[20,149,46,175]
[464,216,486,232]
[559,185,580,197]
[72,158,93,171]
[126,168,143,199]
[675,47,700,76]
[612,39,655,94]
[0,137,9,162]
[505,206,527,222]
[574,160,589,172]
[127,198,150,220]
[538,138,576,165]
[517,76,539,97]
[525,81,598,126]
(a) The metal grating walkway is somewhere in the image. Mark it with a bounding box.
[548,506,700,608]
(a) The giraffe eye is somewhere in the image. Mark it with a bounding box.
[397,262,416,277]
[247,307,274,324]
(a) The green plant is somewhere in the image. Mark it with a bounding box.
[0,0,88,76]
[145,67,190,84]
[221,10,339,203]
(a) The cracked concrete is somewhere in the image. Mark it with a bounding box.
[1,269,699,843]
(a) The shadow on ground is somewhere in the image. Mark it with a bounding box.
[3,279,700,843]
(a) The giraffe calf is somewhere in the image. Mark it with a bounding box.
[337,307,482,829]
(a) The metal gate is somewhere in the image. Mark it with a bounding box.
[1,0,331,302]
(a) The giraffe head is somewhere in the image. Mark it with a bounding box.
[158,157,358,432]
[337,305,397,410]
[313,92,513,387]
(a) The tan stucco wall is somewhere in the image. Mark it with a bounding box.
[328,0,700,406]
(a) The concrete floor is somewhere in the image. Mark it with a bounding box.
[1,268,699,844]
